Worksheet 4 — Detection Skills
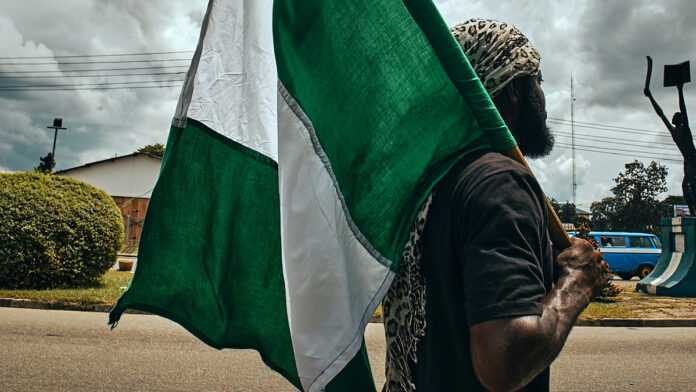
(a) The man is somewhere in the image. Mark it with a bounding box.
[383,19,608,391]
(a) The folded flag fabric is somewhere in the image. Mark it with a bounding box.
[108,0,515,391]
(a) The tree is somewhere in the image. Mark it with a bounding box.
[590,160,668,233]
[559,202,577,224]
[659,195,687,217]
[137,143,165,157]
[590,197,619,231]
[35,152,55,173]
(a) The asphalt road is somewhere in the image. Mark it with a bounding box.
[2,308,696,391]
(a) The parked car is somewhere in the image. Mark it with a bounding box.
[568,231,661,280]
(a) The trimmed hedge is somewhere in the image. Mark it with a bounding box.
[0,172,124,289]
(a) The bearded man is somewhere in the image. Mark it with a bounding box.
[383,19,608,392]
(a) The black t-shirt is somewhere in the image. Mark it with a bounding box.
[415,151,554,391]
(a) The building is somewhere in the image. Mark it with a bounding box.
[56,152,162,250]
[576,207,591,220]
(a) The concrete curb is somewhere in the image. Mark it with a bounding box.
[574,318,696,327]
[0,298,148,315]
[3,299,696,327]
[369,315,696,327]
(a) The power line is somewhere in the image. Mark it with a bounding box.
[550,121,673,139]
[553,128,676,147]
[0,84,182,92]
[0,58,191,66]
[549,118,673,139]
[556,141,682,158]
[0,65,189,75]
[0,50,193,60]
[555,138,682,160]
[0,79,184,90]
[555,142,682,163]
[555,145,681,164]
[0,71,187,79]
[554,132,681,152]
[549,117,660,133]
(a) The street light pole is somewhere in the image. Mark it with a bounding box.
[46,118,67,162]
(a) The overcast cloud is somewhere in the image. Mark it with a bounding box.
[0,1,693,208]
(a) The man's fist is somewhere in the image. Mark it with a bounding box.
[556,237,610,295]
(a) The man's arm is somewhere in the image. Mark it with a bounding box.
[646,91,675,132]
[470,238,607,392]
[644,57,675,131]
[678,84,689,126]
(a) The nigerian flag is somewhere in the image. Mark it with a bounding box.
[109,0,515,390]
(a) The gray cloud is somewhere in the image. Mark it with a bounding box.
[437,0,689,207]
[0,1,691,208]
[0,1,205,171]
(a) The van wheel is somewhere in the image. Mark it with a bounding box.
[617,273,633,281]
[637,265,654,279]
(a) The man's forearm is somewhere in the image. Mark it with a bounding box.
[472,270,593,391]
[509,271,592,386]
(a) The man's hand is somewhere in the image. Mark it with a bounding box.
[556,237,609,297]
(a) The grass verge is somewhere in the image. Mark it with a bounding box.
[0,271,133,306]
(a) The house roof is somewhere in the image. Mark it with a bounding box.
[55,152,162,174]
[575,207,591,215]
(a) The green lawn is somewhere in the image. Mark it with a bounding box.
[0,271,133,306]
[580,301,638,320]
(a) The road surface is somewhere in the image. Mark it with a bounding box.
[2,308,696,391]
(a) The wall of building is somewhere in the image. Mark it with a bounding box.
[60,155,161,198]
[112,196,150,251]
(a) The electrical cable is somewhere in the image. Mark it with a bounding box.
[554,142,682,163]
[549,118,674,139]
[0,50,192,60]
[0,65,189,75]
[0,84,182,92]
[0,58,191,66]
[553,128,677,147]
[554,133,681,153]
[0,71,187,79]
[549,117,664,133]
[0,79,184,90]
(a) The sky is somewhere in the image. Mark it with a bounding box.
[0,0,693,209]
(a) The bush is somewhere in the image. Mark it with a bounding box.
[0,172,124,289]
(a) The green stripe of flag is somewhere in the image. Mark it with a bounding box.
[274,0,512,268]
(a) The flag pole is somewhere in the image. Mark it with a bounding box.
[503,146,572,250]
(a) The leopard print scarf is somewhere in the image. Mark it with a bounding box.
[452,19,541,97]
[383,195,432,392]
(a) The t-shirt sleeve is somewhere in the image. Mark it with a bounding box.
[455,168,548,326]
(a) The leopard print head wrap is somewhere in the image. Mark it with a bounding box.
[452,19,541,97]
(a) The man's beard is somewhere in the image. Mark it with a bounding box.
[514,100,554,159]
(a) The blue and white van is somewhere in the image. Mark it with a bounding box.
[568,231,662,280]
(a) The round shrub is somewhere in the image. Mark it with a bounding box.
[0,172,124,289]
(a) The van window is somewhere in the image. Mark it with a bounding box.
[600,235,626,247]
[629,236,653,248]
[652,237,662,249]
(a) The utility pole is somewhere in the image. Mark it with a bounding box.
[571,75,577,206]
[46,117,67,162]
